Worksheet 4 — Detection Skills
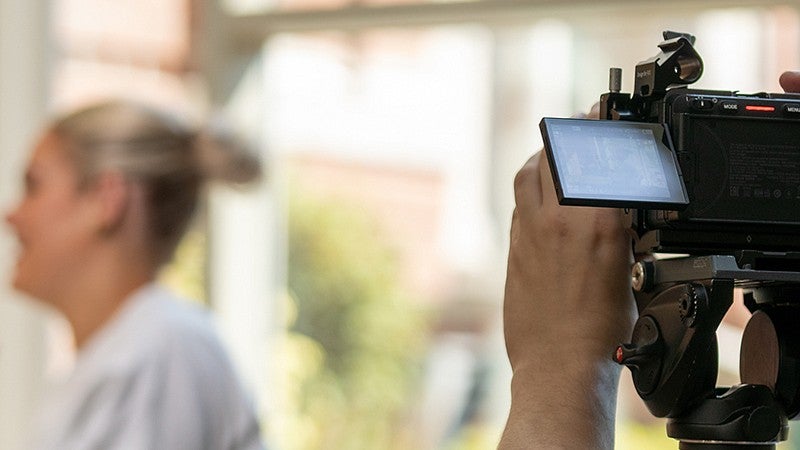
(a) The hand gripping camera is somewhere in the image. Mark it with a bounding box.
[540,31,800,449]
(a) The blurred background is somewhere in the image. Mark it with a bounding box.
[1,0,799,449]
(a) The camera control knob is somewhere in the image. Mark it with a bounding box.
[614,315,664,395]
[632,261,655,292]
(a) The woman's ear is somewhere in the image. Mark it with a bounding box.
[89,171,131,235]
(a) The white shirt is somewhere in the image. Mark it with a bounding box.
[35,283,265,450]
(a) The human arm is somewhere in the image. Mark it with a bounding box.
[498,150,636,449]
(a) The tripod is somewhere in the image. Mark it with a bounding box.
[615,252,800,449]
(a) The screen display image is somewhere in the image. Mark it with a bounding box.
[540,118,689,209]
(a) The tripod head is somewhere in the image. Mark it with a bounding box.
[615,252,800,449]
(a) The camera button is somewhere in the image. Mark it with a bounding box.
[782,104,800,115]
[691,98,715,110]
[720,101,739,113]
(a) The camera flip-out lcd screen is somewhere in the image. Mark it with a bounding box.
[540,118,689,210]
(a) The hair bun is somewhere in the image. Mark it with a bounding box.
[192,117,263,186]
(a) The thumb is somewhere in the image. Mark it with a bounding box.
[779,71,800,93]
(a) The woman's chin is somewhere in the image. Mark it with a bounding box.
[11,271,42,301]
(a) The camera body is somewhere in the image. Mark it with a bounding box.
[596,32,800,254]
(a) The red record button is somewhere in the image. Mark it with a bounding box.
[745,105,775,112]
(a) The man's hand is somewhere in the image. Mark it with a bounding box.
[499,150,636,449]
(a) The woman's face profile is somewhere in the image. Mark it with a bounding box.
[5,133,97,303]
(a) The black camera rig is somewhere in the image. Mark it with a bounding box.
[599,31,800,256]
[601,32,800,449]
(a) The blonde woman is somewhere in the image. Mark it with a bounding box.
[6,101,265,449]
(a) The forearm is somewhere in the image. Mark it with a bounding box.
[499,359,622,449]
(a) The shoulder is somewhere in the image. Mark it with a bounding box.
[139,287,263,446]
[78,283,240,390]
[106,286,261,440]
[40,284,263,450]
[133,285,236,376]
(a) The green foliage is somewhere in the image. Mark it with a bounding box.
[444,424,504,450]
[616,421,675,450]
[283,187,427,450]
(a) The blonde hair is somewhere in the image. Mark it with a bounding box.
[50,100,261,264]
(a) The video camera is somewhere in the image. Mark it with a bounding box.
[541,31,800,255]
[540,32,800,449]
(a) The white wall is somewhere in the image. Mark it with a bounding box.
[0,0,52,448]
